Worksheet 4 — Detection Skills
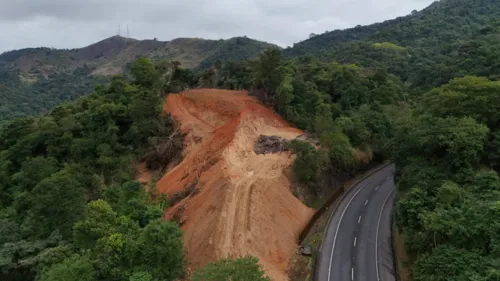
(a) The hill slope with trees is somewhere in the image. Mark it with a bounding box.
[1,0,500,280]
[0,56,279,281]
[284,0,500,90]
[210,52,500,281]
[0,35,276,121]
[202,1,500,273]
[0,58,194,281]
[392,76,500,281]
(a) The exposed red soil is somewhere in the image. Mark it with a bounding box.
[156,89,314,281]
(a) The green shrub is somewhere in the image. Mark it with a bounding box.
[289,140,329,194]
[192,256,270,281]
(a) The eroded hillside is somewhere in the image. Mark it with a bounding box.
[156,89,314,281]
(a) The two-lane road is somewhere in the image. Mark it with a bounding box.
[317,165,396,281]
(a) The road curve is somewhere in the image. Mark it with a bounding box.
[317,165,396,281]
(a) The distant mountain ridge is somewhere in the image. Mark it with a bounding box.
[284,0,500,89]
[285,0,500,57]
[1,35,278,76]
[2,0,499,121]
[0,35,278,120]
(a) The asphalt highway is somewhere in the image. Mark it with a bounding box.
[317,165,396,281]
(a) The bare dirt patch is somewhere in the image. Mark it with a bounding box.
[156,89,314,281]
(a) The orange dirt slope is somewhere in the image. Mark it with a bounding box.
[156,89,314,281]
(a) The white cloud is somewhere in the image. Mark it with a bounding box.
[0,0,435,53]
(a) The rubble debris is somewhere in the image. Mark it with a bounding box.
[299,245,312,256]
[254,135,290,155]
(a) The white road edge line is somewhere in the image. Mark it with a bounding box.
[327,183,366,281]
[353,237,357,247]
[351,267,354,281]
[375,188,395,281]
[358,216,362,224]
[364,200,369,206]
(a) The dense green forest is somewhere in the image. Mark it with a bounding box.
[196,37,279,69]
[287,0,500,55]
[0,59,192,281]
[284,0,500,90]
[0,66,107,120]
[278,3,500,277]
[208,28,500,279]
[3,49,498,281]
[1,0,500,280]
[392,77,500,280]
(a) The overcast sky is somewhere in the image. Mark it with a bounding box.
[0,0,435,53]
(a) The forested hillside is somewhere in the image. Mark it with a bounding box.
[393,77,500,280]
[0,35,276,74]
[0,59,192,281]
[205,11,500,276]
[0,57,273,281]
[229,1,499,279]
[0,66,107,120]
[285,0,500,89]
[200,0,500,273]
[1,0,500,280]
[287,0,500,54]
[0,35,276,121]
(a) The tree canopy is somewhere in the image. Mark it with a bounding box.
[192,257,270,281]
[1,0,500,279]
[392,77,500,280]
[0,58,187,281]
[284,0,500,90]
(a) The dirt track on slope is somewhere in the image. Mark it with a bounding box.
[155,89,314,281]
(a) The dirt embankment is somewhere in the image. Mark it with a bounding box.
[155,89,314,281]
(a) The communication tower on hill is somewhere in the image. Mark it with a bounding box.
[117,24,129,37]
